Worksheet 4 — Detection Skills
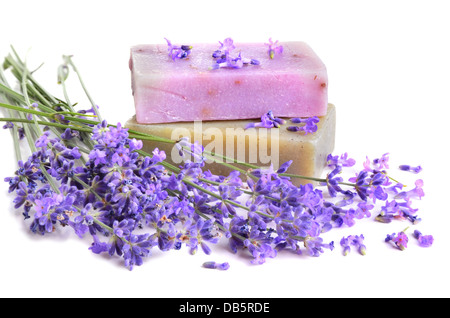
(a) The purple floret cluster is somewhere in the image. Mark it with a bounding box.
[211,38,260,69]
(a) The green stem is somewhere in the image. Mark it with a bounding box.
[0,68,22,162]
[63,55,103,122]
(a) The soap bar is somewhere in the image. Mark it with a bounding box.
[130,41,328,124]
[125,104,336,185]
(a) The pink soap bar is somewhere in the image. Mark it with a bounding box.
[130,41,328,124]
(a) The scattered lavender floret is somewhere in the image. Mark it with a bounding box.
[164,38,192,61]
[327,153,356,168]
[413,230,434,247]
[287,116,319,135]
[211,38,260,69]
[399,165,422,174]
[3,121,14,129]
[373,153,390,170]
[340,234,366,255]
[265,38,283,59]
[385,230,409,250]
[245,110,286,129]
[395,179,425,200]
[202,261,230,270]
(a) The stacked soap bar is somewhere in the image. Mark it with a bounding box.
[127,39,335,183]
[130,41,328,124]
[126,104,336,185]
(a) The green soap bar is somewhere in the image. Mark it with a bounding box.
[125,104,336,185]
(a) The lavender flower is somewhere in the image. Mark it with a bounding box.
[355,201,374,219]
[413,230,434,247]
[327,153,356,168]
[245,110,286,129]
[287,116,320,135]
[340,234,366,255]
[395,179,425,200]
[211,38,260,69]
[3,121,14,129]
[164,38,192,61]
[399,165,422,174]
[373,153,390,170]
[265,38,283,59]
[303,236,334,257]
[385,230,409,250]
[202,261,230,270]
[323,165,344,197]
[247,242,277,264]
[175,137,205,163]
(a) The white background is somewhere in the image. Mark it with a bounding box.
[0,0,449,298]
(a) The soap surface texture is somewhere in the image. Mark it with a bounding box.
[125,104,336,185]
[130,41,328,124]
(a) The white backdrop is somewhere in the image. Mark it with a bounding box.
[0,0,449,298]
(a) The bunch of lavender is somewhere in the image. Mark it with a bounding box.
[0,48,428,271]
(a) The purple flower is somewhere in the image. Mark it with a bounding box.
[247,242,277,264]
[35,131,51,148]
[340,236,352,256]
[353,234,366,255]
[327,153,356,168]
[219,38,236,54]
[60,128,80,140]
[212,38,260,69]
[179,218,219,255]
[373,153,390,170]
[92,121,128,147]
[265,38,283,59]
[353,170,370,200]
[3,121,14,129]
[413,230,434,247]
[69,203,94,238]
[323,165,343,197]
[399,165,422,174]
[303,236,334,257]
[164,38,192,61]
[89,149,107,165]
[122,233,153,271]
[340,234,366,255]
[395,179,424,200]
[202,261,230,270]
[245,110,286,129]
[368,185,388,203]
[151,147,166,163]
[89,235,109,254]
[385,230,409,250]
[355,201,374,219]
[175,137,205,163]
[288,116,320,135]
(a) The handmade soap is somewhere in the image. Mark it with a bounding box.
[125,104,336,185]
[130,41,328,124]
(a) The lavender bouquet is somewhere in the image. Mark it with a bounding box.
[0,47,430,270]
